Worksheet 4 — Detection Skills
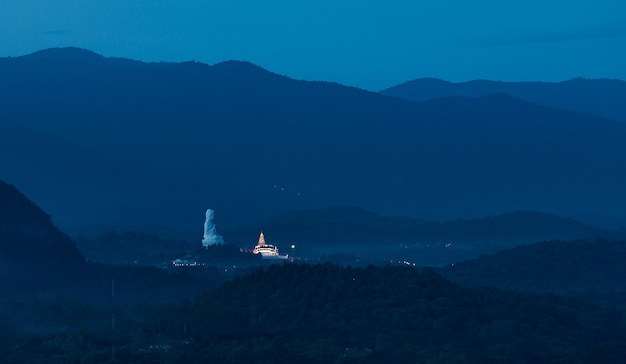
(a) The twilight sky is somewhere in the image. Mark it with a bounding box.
[1,0,624,90]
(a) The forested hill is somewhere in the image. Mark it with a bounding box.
[0,179,85,267]
[441,239,626,307]
[3,262,626,362]
[0,179,220,300]
[0,179,87,295]
[182,263,626,363]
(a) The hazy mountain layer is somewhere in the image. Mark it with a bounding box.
[221,206,610,266]
[223,206,605,248]
[380,77,626,122]
[3,47,626,232]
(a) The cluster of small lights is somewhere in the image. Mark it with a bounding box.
[390,260,417,266]
[171,260,202,267]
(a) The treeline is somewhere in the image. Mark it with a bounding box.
[4,263,626,363]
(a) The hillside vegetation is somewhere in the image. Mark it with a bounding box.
[442,239,626,307]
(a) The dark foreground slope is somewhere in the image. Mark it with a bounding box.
[0,180,84,264]
[0,178,221,302]
[441,239,626,307]
[3,48,626,231]
[5,263,626,363]
[0,180,226,361]
[380,77,626,122]
[0,179,86,293]
[185,264,626,363]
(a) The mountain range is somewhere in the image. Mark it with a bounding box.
[2,47,626,233]
[223,206,606,248]
[380,77,626,122]
[221,206,610,266]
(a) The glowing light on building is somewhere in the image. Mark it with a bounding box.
[252,232,288,259]
[253,232,280,256]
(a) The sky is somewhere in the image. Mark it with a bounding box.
[1,0,624,90]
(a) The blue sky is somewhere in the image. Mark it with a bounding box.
[1,0,624,90]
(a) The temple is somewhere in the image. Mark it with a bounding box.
[253,232,287,259]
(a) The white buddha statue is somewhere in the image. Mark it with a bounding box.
[202,209,224,247]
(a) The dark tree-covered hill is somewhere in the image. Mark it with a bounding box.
[0,179,221,300]
[0,178,85,267]
[380,77,626,122]
[181,263,626,363]
[0,178,87,294]
[441,239,626,307]
[3,261,626,362]
[3,48,626,232]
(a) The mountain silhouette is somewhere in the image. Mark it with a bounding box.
[0,178,84,265]
[380,77,626,122]
[222,206,606,252]
[2,47,626,232]
[0,178,86,294]
[0,178,224,301]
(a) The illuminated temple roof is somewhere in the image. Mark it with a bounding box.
[253,231,286,259]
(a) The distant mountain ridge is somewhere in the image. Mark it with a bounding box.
[380,77,626,122]
[3,47,626,232]
[222,206,607,250]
